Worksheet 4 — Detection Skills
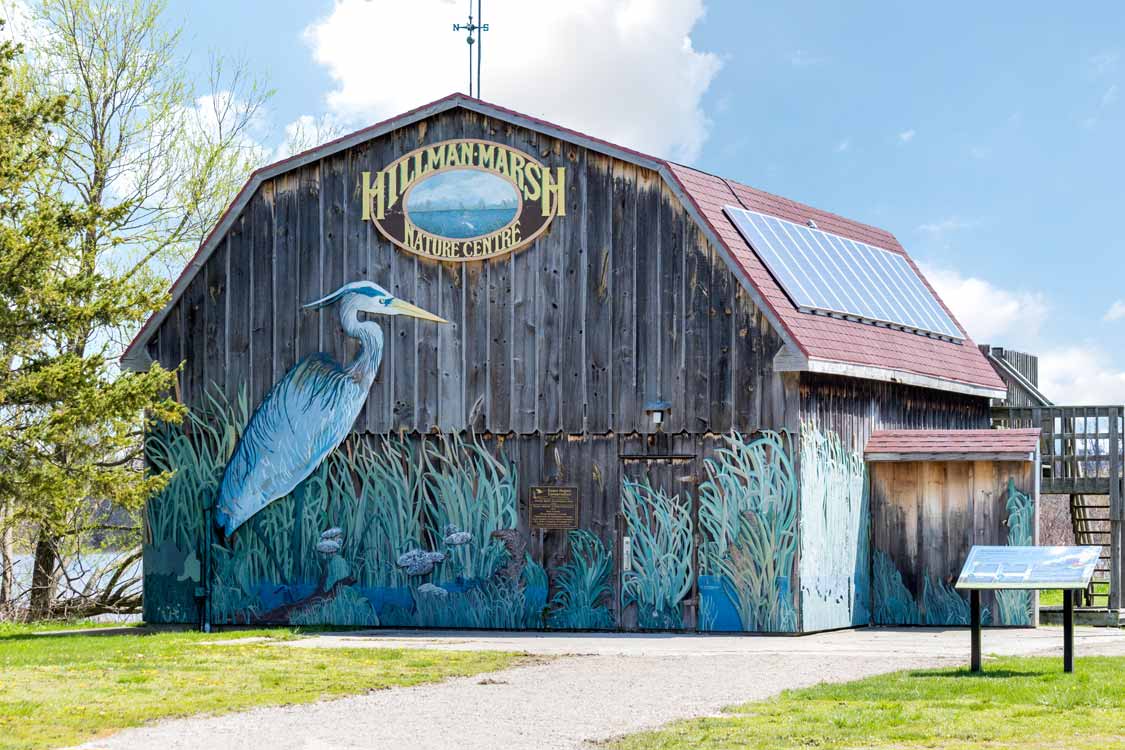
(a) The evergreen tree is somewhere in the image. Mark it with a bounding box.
[0,10,180,619]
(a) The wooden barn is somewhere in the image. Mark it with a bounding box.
[125,94,1046,633]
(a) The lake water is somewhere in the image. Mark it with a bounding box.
[7,552,142,622]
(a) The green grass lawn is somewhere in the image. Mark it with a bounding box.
[613,656,1125,750]
[0,625,525,750]
[1040,583,1108,608]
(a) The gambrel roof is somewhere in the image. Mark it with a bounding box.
[123,93,1005,399]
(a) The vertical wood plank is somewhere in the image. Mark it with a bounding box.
[437,259,465,433]
[684,223,711,432]
[561,146,587,434]
[273,174,300,383]
[536,140,564,435]
[249,185,275,408]
[659,186,685,434]
[463,261,489,432]
[611,161,638,433]
[297,164,323,360]
[321,155,349,414]
[389,132,418,432]
[182,272,207,410]
[204,238,228,399]
[486,255,512,433]
[709,252,733,433]
[634,175,659,434]
[226,213,251,403]
[414,257,439,432]
[584,154,613,435]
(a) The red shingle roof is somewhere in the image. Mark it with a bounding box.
[666,164,1006,395]
[865,429,1041,460]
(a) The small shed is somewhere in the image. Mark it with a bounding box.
[866,429,1041,626]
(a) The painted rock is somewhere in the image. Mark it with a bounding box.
[416,583,448,598]
[316,539,342,555]
[396,549,446,576]
[444,530,472,546]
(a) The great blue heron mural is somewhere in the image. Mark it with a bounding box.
[214,280,447,536]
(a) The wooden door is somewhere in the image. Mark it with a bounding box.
[618,450,699,631]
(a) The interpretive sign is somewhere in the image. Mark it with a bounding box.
[955,544,1101,674]
[529,486,579,530]
[956,545,1101,590]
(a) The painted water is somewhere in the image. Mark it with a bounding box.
[406,169,518,239]
[408,207,517,239]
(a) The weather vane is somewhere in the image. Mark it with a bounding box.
[452,0,488,98]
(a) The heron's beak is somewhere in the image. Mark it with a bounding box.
[390,298,448,324]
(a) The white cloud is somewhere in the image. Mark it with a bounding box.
[1105,300,1125,321]
[1038,346,1125,405]
[898,129,915,143]
[923,264,1125,404]
[303,0,722,162]
[917,216,978,236]
[789,49,824,67]
[1088,50,1119,76]
[920,263,1047,345]
[835,138,850,153]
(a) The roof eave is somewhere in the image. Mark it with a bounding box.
[774,346,1007,400]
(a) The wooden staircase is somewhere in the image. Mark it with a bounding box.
[1070,494,1113,607]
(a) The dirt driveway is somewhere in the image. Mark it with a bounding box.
[75,626,1125,750]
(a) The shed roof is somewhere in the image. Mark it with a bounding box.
[121,93,1006,399]
[864,429,1042,462]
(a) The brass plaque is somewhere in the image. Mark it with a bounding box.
[529,486,579,530]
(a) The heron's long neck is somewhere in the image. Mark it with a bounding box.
[340,297,384,385]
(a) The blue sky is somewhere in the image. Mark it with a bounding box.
[162,0,1125,403]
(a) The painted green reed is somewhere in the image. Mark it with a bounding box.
[872,548,921,625]
[922,575,971,625]
[421,433,518,584]
[548,530,614,629]
[996,478,1034,625]
[621,477,694,629]
[145,387,248,551]
[698,431,799,632]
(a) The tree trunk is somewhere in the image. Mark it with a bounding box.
[0,499,13,615]
[28,533,59,620]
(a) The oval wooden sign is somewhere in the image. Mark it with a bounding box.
[360,139,566,262]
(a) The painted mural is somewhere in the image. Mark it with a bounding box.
[696,431,799,633]
[797,422,870,630]
[144,280,614,629]
[620,477,694,629]
[871,476,1033,627]
[215,280,446,536]
[995,479,1033,626]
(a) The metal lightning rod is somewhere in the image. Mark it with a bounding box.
[452,0,488,97]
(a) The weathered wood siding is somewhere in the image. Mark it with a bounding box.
[870,459,1038,625]
[146,108,797,438]
[799,373,992,450]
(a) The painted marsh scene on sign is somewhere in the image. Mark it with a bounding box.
[405,168,518,239]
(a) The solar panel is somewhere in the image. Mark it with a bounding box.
[724,206,964,342]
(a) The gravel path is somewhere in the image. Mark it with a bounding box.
[74,627,1125,750]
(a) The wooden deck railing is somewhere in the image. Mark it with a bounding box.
[992,405,1124,610]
